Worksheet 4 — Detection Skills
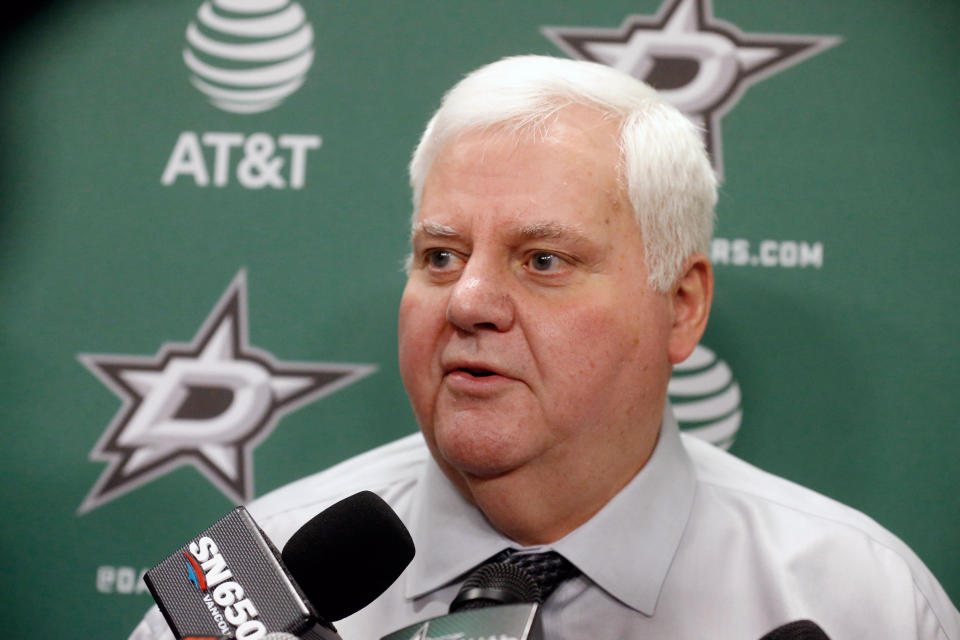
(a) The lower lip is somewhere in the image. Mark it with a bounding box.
[443,370,515,395]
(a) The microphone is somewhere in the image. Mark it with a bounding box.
[449,560,541,611]
[758,620,831,639]
[382,560,544,640]
[145,491,415,640]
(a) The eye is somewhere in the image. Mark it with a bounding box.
[424,248,460,271]
[528,251,564,272]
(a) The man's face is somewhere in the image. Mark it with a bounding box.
[398,107,676,503]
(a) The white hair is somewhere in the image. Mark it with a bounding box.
[408,55,717,292]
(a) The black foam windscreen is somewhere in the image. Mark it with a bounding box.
[281,491,415,622]
[759,620,831,640]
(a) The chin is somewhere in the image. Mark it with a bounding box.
[432,417,536,480]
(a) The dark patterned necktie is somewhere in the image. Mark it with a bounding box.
[488,548,581,602]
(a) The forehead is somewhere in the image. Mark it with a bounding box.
[417,106,631,233]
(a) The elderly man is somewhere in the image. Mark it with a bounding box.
[131,56,959,640]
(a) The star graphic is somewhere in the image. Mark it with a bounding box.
[542,0,840,179]
[77,270,376,514]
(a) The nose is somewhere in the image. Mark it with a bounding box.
[445,256,515,333]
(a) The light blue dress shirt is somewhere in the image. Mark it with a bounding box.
[131,410,960,640]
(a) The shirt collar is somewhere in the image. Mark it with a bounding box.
[404,406,697,616]
[405,450,514,600]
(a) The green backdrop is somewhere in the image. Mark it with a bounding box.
[1,1,957,637]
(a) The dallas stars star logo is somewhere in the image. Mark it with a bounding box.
[542,0,840,178]
[77,270,375,514]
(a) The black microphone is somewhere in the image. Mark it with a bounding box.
[759,620,831,640]
[382,560,544,640]
[145,491,415,640]
[449,560,541,611]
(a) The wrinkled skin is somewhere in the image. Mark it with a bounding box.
[398,106,712,544]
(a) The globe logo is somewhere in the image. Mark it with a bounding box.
[668,344,742,449]
[183,0,314,114]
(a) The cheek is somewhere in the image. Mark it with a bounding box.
[397,288,443,410]
[531,298,672,407]
[538,313,624,386]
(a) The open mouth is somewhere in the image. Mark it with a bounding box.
[459,367,495,378]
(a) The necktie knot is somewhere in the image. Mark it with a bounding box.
[491,549,580,602]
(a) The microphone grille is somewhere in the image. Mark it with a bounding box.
[449,561,541,612]
[759,620,831,640]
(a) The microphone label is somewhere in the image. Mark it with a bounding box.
[186,534,267,639]
[146,507,323,640]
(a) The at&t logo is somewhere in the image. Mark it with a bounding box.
[184,0,314,114]
[162,0,322,190]
[161,131,321,189]
[669,344,741,449]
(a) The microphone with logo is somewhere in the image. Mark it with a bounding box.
[144,491,415,640]
[382,559,547,640]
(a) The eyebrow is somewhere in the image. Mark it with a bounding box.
[516,221,589,242]
[410,220,598,251]
[411,221,458,240]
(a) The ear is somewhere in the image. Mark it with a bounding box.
[667,253,713,364]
